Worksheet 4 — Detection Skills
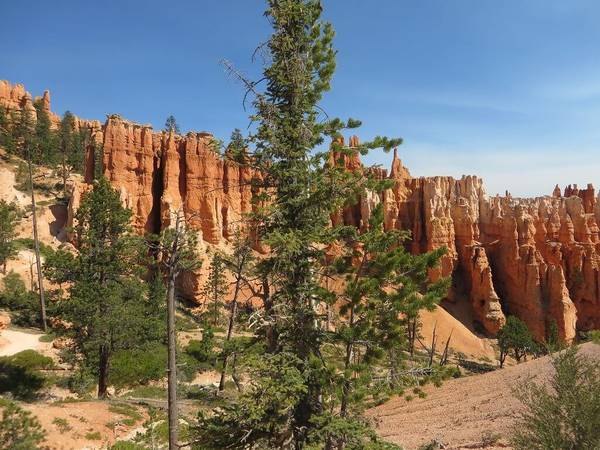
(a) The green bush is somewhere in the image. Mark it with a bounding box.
[583,329,600,344]
[0,398,47,449]
[512,346,600,449]
[109,344,167,389]
[0,271,42,327]
[7,349,55,370]
[111,441,147,450]
[185,326,216,365]
[0,350,53,400]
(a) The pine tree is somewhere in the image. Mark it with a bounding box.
[0,399,47,450]
[0,107,11,150]
[151,208,201,449]
[33,99,57,165]
[0,200,19,274]
[58,111,83,193]
[218,230,254,391]
[226,128,246,163]
[164,115,180,134]
[193,1,446,449]
[202,253,228,327]
[15,105,48,331]
[497,316,535,367]
[44,177,163,398]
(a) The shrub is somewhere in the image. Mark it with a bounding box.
[497,316,535,367]
[7,350,54,370]
[52,417,72,432]
[84,431,102,440]
[109,344,167,389]
[512,346,600,449]
[0,350,52,400]
[0,399,47,449]
[0,272,42,327]
[185,327,216,365]
[111,441,147,450]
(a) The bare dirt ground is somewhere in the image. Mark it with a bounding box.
[0,327,46,357]
[25,401,147,450]
[368,342,600,450]
[419,306,497,362]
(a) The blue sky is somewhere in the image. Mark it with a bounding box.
[2,0,599,196]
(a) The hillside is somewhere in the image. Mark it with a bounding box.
[369,342,600,449]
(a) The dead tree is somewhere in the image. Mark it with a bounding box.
[151,209,200,450]
[26,143,47,332]
[218,230,253,392]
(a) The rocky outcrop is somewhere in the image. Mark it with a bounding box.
[0,80,60,126]
[96,115,255,240]
[13,78,593,342]
[333,138,598,342]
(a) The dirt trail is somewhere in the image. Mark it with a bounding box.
[369,343,600,450]
[0,328,44,357]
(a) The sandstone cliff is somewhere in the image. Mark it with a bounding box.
[336,141,599,342]
[9,80,597,342]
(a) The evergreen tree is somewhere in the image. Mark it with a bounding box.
[44,178,163,398]
[0,399,47,450]
[151,208,201,449]
[0,107,12,151]
[497,316,535,367]
[33,99,57,165]
[512,346,600,449]
[219,230,254,391]
[0,200,19,274]
[227,128,246,163]
[193,1,446,448]
[202,253,228,327]
[15,105,48,331]
[164,115,180,134]
[58,111,88,191]
[13,106,36,160]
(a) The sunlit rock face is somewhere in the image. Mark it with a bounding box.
[332,137,599,342]
[11,75,589,340]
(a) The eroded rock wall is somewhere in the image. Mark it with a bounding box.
[13,77,595,340]
[335,138,598,342]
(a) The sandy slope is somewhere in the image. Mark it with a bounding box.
[368,343,600,450]
[0,328,44,357]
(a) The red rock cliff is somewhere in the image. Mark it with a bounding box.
[15,79,593,342]
[334,137,600,342]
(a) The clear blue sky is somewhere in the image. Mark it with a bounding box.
[2,0,599,196]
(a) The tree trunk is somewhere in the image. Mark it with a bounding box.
[218,276,241,392]
[339,305,355,419]
[28,157,47,332]
[167,274,178,450]
[62,138,67,199]
[98,344,110,398]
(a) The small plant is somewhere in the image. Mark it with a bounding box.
[52,417,72,433]
[84,430,102,440]
[481,430,501,446]
[108,403,143,426]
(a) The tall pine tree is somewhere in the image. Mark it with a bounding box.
[45,178,163,397]
[193,1,448,449]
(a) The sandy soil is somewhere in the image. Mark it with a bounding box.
[25,401,147,450]
[419,306,497,362]
[368,342,600,450]
[0,327,45,357]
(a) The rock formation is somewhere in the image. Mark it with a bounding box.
[333,138,598,342]
[6,80,596,342]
